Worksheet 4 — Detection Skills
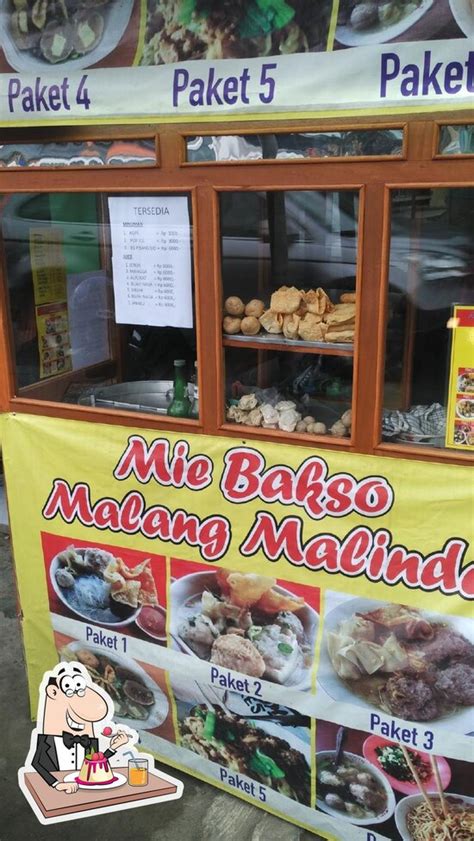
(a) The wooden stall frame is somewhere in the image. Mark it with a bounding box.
[0,113,473,466]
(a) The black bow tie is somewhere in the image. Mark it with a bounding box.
[62,732,92,750]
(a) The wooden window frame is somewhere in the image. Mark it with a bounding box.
[0,113,472,467]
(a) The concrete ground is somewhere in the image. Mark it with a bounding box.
[0,529,323,841]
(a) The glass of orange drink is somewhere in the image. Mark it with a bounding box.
[128,758,148,786]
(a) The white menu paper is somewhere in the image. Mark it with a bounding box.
[108,196,193,328]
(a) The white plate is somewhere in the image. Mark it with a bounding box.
[395,792,474,840]
[64,770,127,790]
[316,750,396,825]
[62,642,169,731]
[449,0,474,35]
[0,0,133,72]
[317,596,474,731]
[50,548,140,628]
[170,570,319,691]
[336,0,433,46]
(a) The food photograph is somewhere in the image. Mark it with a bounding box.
[316,721,474,838]
[0,0,140,71]
[55,631,176,737]
[335,0,470,47]
[172,677,312,805]
[43,532,168,643]
[318,592,474,730]
[170,558,319,690]
[140,0,333,66]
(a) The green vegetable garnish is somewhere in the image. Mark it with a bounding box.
[277,642,294,655]
[203,710,216,740]
[248,625,263,641]
[250,748,285,779]
[178,0,199,26]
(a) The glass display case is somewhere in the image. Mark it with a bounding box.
[0,118,472,462]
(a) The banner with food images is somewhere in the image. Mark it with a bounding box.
[0,1,473,126]
[2,412,473,839]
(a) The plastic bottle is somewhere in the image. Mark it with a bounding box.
[189,361,199,420]
[167,359,190,418]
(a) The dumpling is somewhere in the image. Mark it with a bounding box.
[245,299,265,317]
[275,400,296,411]
[261,404,279,425]
[270,286,302,314]
[305,287,334,315]
[327,632,362,680]
[282,313,300,340]
[247,408,263,427]
[223,316,242,334]
[325,330,354,343]
[259,310,283,334]
[278,408,301,432]
[298,313,325,342]
[238,393,258,410]
[324,303,356,327]
[240,316,260,336]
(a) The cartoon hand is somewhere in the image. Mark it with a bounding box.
[109,730,129,751]
[56,782,78,794]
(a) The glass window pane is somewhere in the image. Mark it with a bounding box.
[382,188,474,451]
[0,139,156,168]
[2,191,198,419]
[438,126,474,156]
[225,347,353,439]
[220,189,358,438]
[187,130,403,162]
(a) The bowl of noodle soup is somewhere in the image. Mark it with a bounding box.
[395,792,474,841]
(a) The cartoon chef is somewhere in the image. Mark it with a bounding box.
[29,661,131,794]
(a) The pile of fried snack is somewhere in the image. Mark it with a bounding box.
[222,287,356,343]
[227,394,352,437]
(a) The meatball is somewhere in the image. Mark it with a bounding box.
[210,635,265,677]
[76,649,100,669]
[179,614,219,659]
[434,663,474,706]
[350,3,379,30]
[382,674,439,721]
[275,611,305,643]
[325,792,345,810]
[55,568,75,589]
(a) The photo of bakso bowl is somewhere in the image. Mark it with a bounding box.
[50,547,141,627]
[395,792,474,841]
[316,750,396,825]
[170,569,318,691]
[318,597,474,730]
[336,0,438,47]
[59,642,169,731]
[0,0,134,71]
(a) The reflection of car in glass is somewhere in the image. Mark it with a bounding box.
[220,190,474,313]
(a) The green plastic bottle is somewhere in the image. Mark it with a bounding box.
[189,361,199,420]
[167,359,190,418]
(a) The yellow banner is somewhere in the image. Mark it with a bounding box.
[2,413,473,839]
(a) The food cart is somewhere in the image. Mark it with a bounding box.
[0,2,473,836]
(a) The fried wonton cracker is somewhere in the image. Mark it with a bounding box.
[255,588,305,614]
[110,578,141,608]
[117,557,158,606]
[226,572,276,607]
